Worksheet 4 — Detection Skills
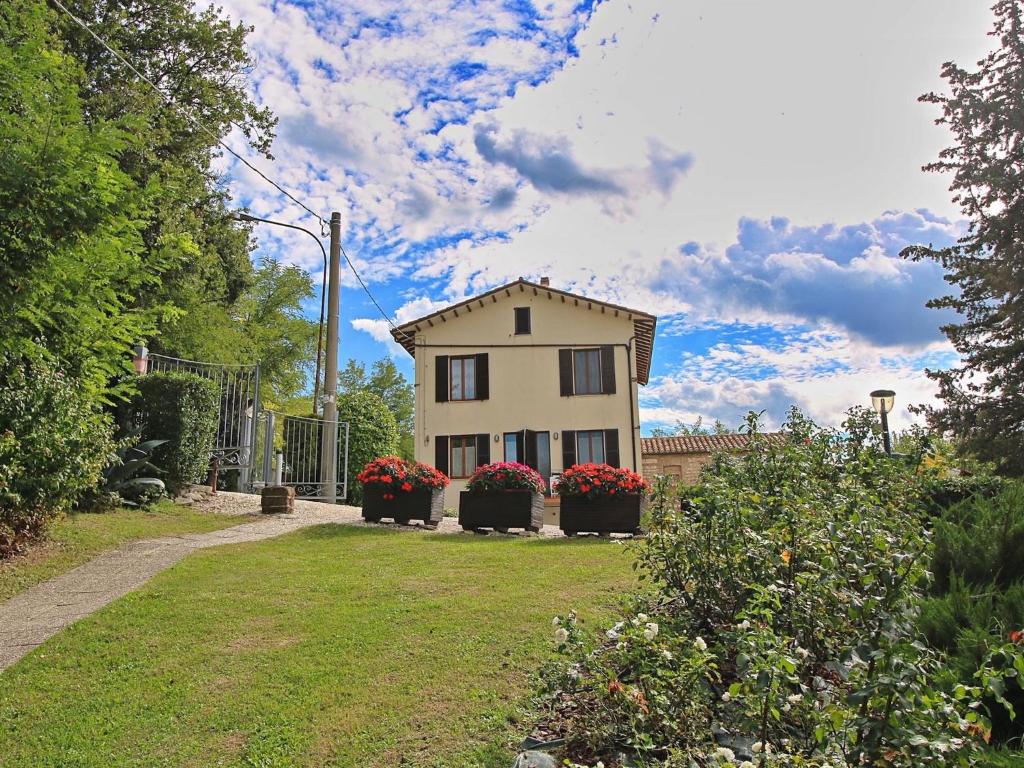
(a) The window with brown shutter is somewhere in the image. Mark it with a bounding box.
[449,435,476,478]
[514,307,531,335]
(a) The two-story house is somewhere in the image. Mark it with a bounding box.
[390,277,656,520]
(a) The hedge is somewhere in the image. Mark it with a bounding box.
[338,390,399,505]
[0,355,113,556]
[134,371,219,493]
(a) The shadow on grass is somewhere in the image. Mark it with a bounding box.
[296,523,633,551]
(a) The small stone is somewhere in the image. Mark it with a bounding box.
[510,751,557,768]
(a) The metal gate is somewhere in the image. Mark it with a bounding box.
[146,353,260,487]
[257,411,350,502]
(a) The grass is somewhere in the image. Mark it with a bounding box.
[0,500,248,602]
[0,525,635,767]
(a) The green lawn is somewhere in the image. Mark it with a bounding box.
[0,500,247,603]
[0,525,635,768]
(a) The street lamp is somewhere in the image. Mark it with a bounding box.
[233,212,328,415]
[870,389,895,455]
[132,345,149,375]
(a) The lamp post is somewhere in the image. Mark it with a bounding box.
[870,389,895,455]
[132,345,149,375]
[233,212,328,415]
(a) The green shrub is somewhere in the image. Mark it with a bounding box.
[337,390,398,505]
[536,408,1017,766]
[0,355,113,555]
[134,372,219,493]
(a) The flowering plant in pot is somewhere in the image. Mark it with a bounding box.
[554,464,648,536]
[359,456,448,527]
[460,461,546,533]
[466,461,547,494]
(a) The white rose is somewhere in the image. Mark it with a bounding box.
[713,746,735,762]
[736,620,750,630]
[721,691,731,702]
[740,762,755,768]
[554,627,569,644]
[787,693,802,705]
[751,742,762,753]
[643,622,659,640]
[552,616,561,627]
[661,649,673,661]
[694,636,708,652]
[795,646,810,659]
[637,613,649,622]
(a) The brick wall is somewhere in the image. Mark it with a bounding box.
[641,452,713,485]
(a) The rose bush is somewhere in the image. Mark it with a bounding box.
[554,464,648,499]
[466,461,546,493]
[357,456,448,501]
[534,408,1021,767]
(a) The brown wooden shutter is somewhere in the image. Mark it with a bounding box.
[561,430,576,470]
[604,429,620,468]
[435,435,449,475]
[475,353,489,400]
[524,429,538,470]
[435,355,449,402]
[475,434,490,467]
[600,345,616,394]
[559,349,573,396]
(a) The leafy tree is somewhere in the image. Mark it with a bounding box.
[0,0,162,399]
[339,358,415,459]
[160,257,318,403]
[337,391,399,504]
[903,1,1024,475]
[649,416,732,438]
[52,0,285,369]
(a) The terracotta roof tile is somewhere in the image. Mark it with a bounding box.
[640,433,784,456]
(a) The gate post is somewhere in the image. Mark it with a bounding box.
[262,411,275,487]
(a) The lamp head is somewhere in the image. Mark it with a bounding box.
[131,345,149,375]
[870,389,895,415]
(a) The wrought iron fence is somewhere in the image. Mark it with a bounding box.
[257,411,350,501]
[145,353,260,486]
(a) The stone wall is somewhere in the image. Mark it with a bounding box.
[641,452,714,485]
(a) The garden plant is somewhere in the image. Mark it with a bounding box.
[359,456,449,526]
[460,462,547,533]
[555,464,649,536]
[537,408,1022,767]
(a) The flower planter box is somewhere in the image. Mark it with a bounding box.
[459,490,544,533]
[559,494,645,536]
[362,486,444,527]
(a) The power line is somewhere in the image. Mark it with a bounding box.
[338,243,415,342]
[51,0,411,341]
[48,0,326,227]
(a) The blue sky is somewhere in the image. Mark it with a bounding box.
[217,0,994,431]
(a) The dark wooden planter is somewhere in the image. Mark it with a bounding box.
[362,486,444,527]
[459,490,544,533]
[559,494,645,536]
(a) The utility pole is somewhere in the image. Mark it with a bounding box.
[321,212,342,503]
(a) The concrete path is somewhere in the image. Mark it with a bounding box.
[0,497,365,671]
[0,493,563,672]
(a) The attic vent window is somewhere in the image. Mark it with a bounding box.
[514,306,531,335]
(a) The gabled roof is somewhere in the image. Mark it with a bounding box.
[390,278,657,385]
[641,433,785,455]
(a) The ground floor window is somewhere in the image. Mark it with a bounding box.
[450,435,477,478]
[576,430,605,465]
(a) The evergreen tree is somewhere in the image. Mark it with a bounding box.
[904,1,1024,475]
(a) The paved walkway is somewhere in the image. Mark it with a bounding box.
[0,493,560,672]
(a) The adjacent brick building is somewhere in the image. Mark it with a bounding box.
[640,433,784,484]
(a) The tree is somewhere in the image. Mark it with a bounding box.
[649,416,732,438]
[337,391,399,504]
[159,257,318,403]
[52,0,280,368]
[338,358,415,459]
[903,1,1024,475]
[0,0,162,399]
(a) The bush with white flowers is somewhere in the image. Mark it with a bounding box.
[533,408,1020,767]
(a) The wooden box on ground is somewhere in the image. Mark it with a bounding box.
[261,485,295,514]
[459,490,544,533]
[362,487,444,527]
[559,494,645,536]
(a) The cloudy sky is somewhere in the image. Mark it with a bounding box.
[217,0,995,432]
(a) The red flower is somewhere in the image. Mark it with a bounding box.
[1010,630,1024,645]
[401,482,413,492]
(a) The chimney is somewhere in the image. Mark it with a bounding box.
[539,276,550,287]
